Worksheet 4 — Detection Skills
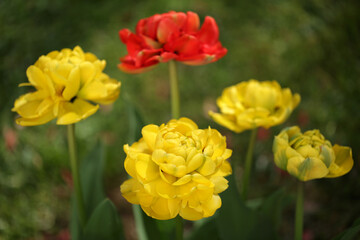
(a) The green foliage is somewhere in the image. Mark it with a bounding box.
[333,218,360,240]
[70,142,125,240]
[215,175,288,240]
[83,199,125,240]
[187,218,221,240]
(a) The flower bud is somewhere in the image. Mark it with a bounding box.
[273,126,353,181]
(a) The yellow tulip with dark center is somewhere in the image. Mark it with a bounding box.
[209,79,300,133]
[120,118,232,220]
[12,46,121,126]
[273,126,354,181]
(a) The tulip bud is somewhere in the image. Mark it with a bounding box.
[273,126,353,181]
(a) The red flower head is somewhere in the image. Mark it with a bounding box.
[118,11,227,73]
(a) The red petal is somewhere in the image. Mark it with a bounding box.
[157,17,180,43]
[184,12,200,33]
[169,12,187,29]
[136,14,162,39]
[165,35,201,56]
[196,16,219,45]
[177,46,227,65]
[125,34,151,56]
[135,49,162,67]
[178,54,213,65]
[118,62,157,74]
[119,29,132,43]
[160,52,177,62]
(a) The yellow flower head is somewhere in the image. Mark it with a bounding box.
[273,126,354,181]
[209,79,300,133]
[120,118,232,220]
[12,46,121,126]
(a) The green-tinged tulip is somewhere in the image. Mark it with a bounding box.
[273,126,353,181]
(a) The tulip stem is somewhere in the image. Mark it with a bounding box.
[176,216,184,240]
[67,124,87,228]
[242,128,258,200]
[169,60,180,119]
[295,181,304,240]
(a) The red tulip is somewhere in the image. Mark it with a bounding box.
[118,11,227,73]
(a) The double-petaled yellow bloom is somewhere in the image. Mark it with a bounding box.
[12,46,121,126]
[209,79,300,133]
[120,118,232,220]
[273,126,353,181]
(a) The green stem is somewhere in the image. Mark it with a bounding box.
[169,60,180,119]
[132,205,148,240]
[176,216,184,240]
[295,181,304,240]
[67,124,86,228]
[242,128,258,200]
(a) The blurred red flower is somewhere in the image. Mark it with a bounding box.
[118,11,227,73]
[3,127,17,152]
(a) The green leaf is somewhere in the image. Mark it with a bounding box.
[333,217,360,240]
[187,217,220,240]
[215,174,279,240]
[83,199,125,240]
[259,188,291,229]
[70,142,106,240]
[124,94,145,144]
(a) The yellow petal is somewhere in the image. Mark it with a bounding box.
[186,153,204,173]
[124,156,136,178]
[173,174,192,186]
[209,111,243,133]
[142,124,159,150]
[326,145,354,178]
[159,170,177,184]
[15,107,55,126]
[155,180,176,199]
[171,117,198,134]
[197,157,216,176]
[202,195,221,217]
[79,62,96,85]
[152,149,167,164]
[62,67,80,101]
[135,153,159,182]
[166,154,186,166]
[150,198,173,220]
[160,163,186,178]
[56,99,99,125]
[210,176,229,194]
[78,80,108,101]
[120,178,140,204]
[138,191,154,207]
[12,92,51,116]
[180,204,204,221]
[26,66,54,95]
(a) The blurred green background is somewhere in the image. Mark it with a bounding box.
[1,0,359,239]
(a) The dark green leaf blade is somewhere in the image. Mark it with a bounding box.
[83,199,125,240]
[70,142,106,240]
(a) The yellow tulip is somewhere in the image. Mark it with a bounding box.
[12,46,121,126]
[273,126,354,181]
[120,118,232,220]
[209,79,300,133]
